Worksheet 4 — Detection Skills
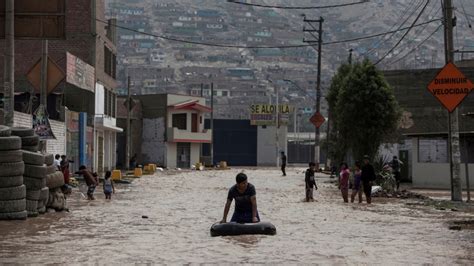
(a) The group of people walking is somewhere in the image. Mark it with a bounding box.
[337,155,403,204]
[53,154,116,201]
[338,155,376,204]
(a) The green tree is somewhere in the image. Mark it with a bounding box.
[326,63,352,164]
[329,59,401,162]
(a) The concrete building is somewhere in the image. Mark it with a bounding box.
[94,83,122,173]
[384,67,474,189]
[0,0,120,173]
[117,94,212,168]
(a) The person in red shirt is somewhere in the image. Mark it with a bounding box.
[75,165,99,200]
[60,155,71,185]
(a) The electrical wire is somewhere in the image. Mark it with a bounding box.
[459,0,473,31]
[388,24,442,66]
[226,0,370,10]
[386,5,442,62]
[362,0,422,57]
[96,17,441,49]
[323,18,441,45]
[374,0,431,65]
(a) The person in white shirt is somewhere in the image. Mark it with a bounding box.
[53,154,61,171]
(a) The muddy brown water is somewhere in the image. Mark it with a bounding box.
[0,168,473,264]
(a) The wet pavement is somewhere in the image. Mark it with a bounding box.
[0,168,473,264]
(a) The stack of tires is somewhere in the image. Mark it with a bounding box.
[10,127,46,217]
[39,154,55,214]
[45,156,67,211]
[21,150,51,216]
[0,125,27,220]
[11,127,40,152]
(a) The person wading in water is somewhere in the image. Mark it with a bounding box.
[220,173,259,224]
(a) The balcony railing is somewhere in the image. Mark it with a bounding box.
[167,127,212,143]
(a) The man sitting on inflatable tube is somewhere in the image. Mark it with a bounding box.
[220,173,259,224]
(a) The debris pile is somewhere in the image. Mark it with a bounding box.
[372,189,429,199]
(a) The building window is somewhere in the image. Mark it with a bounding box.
[418,138,448,163]
[222,91,228,96]
[104,89,109,116]
[104,46,117,78]
[172,113,187,130]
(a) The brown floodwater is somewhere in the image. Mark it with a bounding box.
[0,168,473,264]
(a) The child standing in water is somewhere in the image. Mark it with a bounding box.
[339,162,350,203]
[103,171,115,200]
[351,161,363,203]
[305,162,318,202]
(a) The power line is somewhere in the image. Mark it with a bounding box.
[226,0,369,10]
[386,5,442,62]
[388,24,443,66]
[374,0,431,65]
[96,17,441,49]
[362,0,423,57]
[459,0,473,31]
[323,18,441,45]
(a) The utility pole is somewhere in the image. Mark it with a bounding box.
[462,112,473,202]
[303,16,323,169]
[38,40,49,152]
[443,0,462,201]
[210,82,214,166]
[126,76,131,171]
[348,48,353,65]
[3,0,14,126]
[276,85,279,168]
[40,40,48,108]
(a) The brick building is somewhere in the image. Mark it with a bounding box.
[0,0,120,173]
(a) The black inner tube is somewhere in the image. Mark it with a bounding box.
[210,222,277,237]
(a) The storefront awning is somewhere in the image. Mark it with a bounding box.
[169,100,212,113]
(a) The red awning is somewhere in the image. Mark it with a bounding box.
[169,100,212,113]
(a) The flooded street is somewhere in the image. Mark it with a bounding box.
[1,168,473,264]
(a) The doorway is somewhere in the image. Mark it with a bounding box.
[98,136,104,173]
[177,142,191,168]
[192,113,198,132]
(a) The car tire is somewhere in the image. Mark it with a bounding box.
[37,206,46,214]
[44,154,54,166]
[0,136,21,151]
[23,176,46,190]
[10,127,34,137]
[26,199,38,210]
[21,135,39,147]
[24,164,47,178]
[0,176,23,188]
[40,187,49,201]
[22,145,39,152]
[0,150,22,163]
[0,199,26,213]
[0,185,26,201]
[22,150,44,166]
[0,162,25,177]
[46,165,56,175]
[0,210,27,220]
[26,189,41,200]
[0,125,11,137]
[46,172,65,189]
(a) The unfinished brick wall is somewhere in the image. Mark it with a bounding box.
[12,111,66,155]
[47,119,66,156]
[0,0,94,88]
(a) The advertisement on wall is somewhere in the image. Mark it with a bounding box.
[250,104,293,126]
[33,104,56,140]
[66,52,95,93]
